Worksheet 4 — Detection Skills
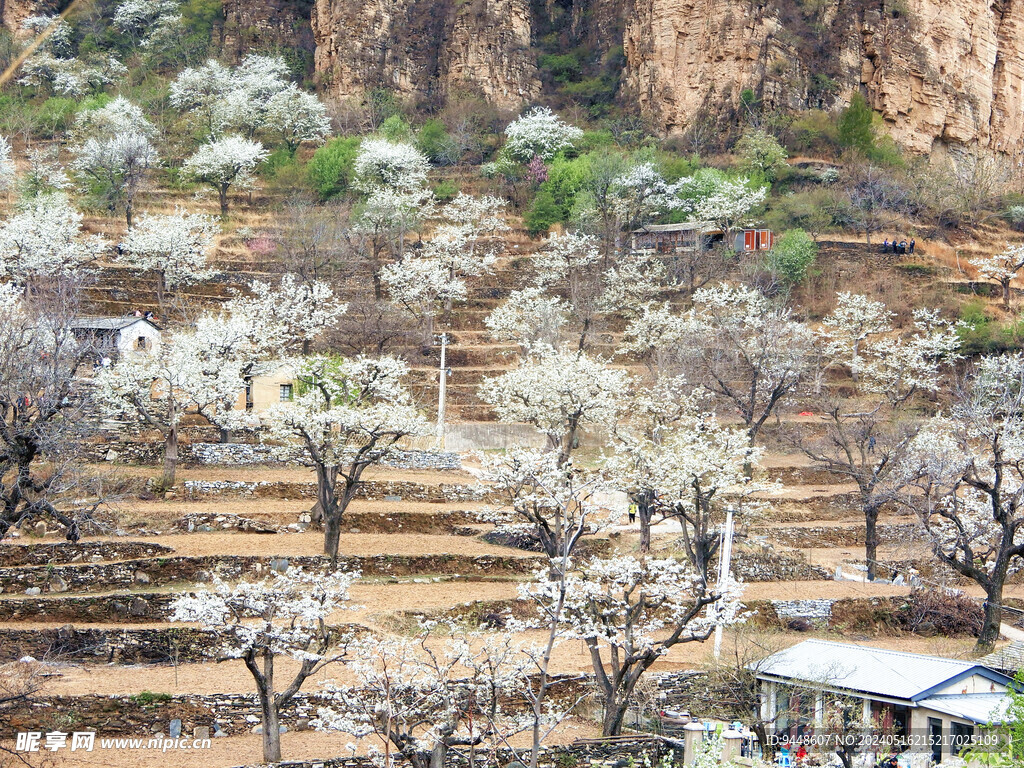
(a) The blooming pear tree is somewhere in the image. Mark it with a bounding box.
[94,325,249,490]
[353,139,431,194]
[182,135,268,216]
[503,107,583,163]
[113,0,182,46]
[623,284,815,457]
[70,97,160,225]
[608,386,770,559]
[169,55,320,144]
[264,84,331,153]
[479,347,628,465]
[315,632,531,768]
[969,243,1024,309]
[119,209,218,312]
[903,354,1024,652]
[171,568,359,763]
[607,162,683,233]
[801,296,960,580]
[532,232,602,349]
[525,556,745,736]
[0,284,104,541]
[20,147,70,199]
[485,287,569,354]
[257,355,430,561]
[0,197,108,289]
[681,175,767,235]
[353,188,433,299]
[383,194,506,339]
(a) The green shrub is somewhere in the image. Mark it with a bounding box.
[32,97,78,138]
[785,110,840,156]
[379,115,412,142]
[525,187,561,236]
[838,93,875,154]
[128,691,172,706]
[432,179,459,202]
[307,136,361,200]
[957,300,1024,355]
[767,229,818,285]
[417,119,458,165]
[538,52,583,84]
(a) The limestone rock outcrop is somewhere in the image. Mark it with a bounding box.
[1,0,63,33]
[622,0,1024,158]
[311,0,539,108]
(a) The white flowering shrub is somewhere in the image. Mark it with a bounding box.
[503,107,583,163]
[120,209,218,307]
[969,243,1024,308]
[352,138,430,193]
[0,196,107,286]
[181,135,268,215]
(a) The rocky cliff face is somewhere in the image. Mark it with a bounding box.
[221,0,316,64]
[5,0,1023,157]
[621,0,1024,158]
[310,0,540,108]
[1,0,63,32]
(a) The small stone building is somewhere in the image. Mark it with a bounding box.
[71,316,162,361]
[630,222,725,252]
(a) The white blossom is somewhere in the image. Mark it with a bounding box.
[503,107,583,163]
[264,84,331,150]
[181,135,268,215]
[479,346,628,462]
[353,138,430,194]
[0,136,14,191]
[485,287,568,353]
[119,209,218,297]
[0,196,108,284]
[680,175,767,234]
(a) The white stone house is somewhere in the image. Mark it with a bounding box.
[71,316,162,361]
[755,640,1014,765]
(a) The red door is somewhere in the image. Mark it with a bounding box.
[744,231,754,251]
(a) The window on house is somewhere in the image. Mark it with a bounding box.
[950,722,974,756]
[136,336,147,350]
[280,384,294,402]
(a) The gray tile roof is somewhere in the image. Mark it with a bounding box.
[72,317,160,331]
[977,641,1024,676]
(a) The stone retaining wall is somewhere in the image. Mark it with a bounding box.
[767,523,919,548]
[91,442,462,471]
[0,553,541,593]
[0,593,180,624]
[6,677,599,740]
[181,479,495,503]
[0,626,215,664]
[731,551,832,581]
[0,541,175,567]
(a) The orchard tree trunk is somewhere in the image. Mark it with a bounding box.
[864,504,880,581]
[218,184,230,217]
[161,424,178,491]
[247,651,282,763]
[1003,279,1012,310]
[978,584,1005,654]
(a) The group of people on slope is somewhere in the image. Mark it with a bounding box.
[882,237,915,255]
